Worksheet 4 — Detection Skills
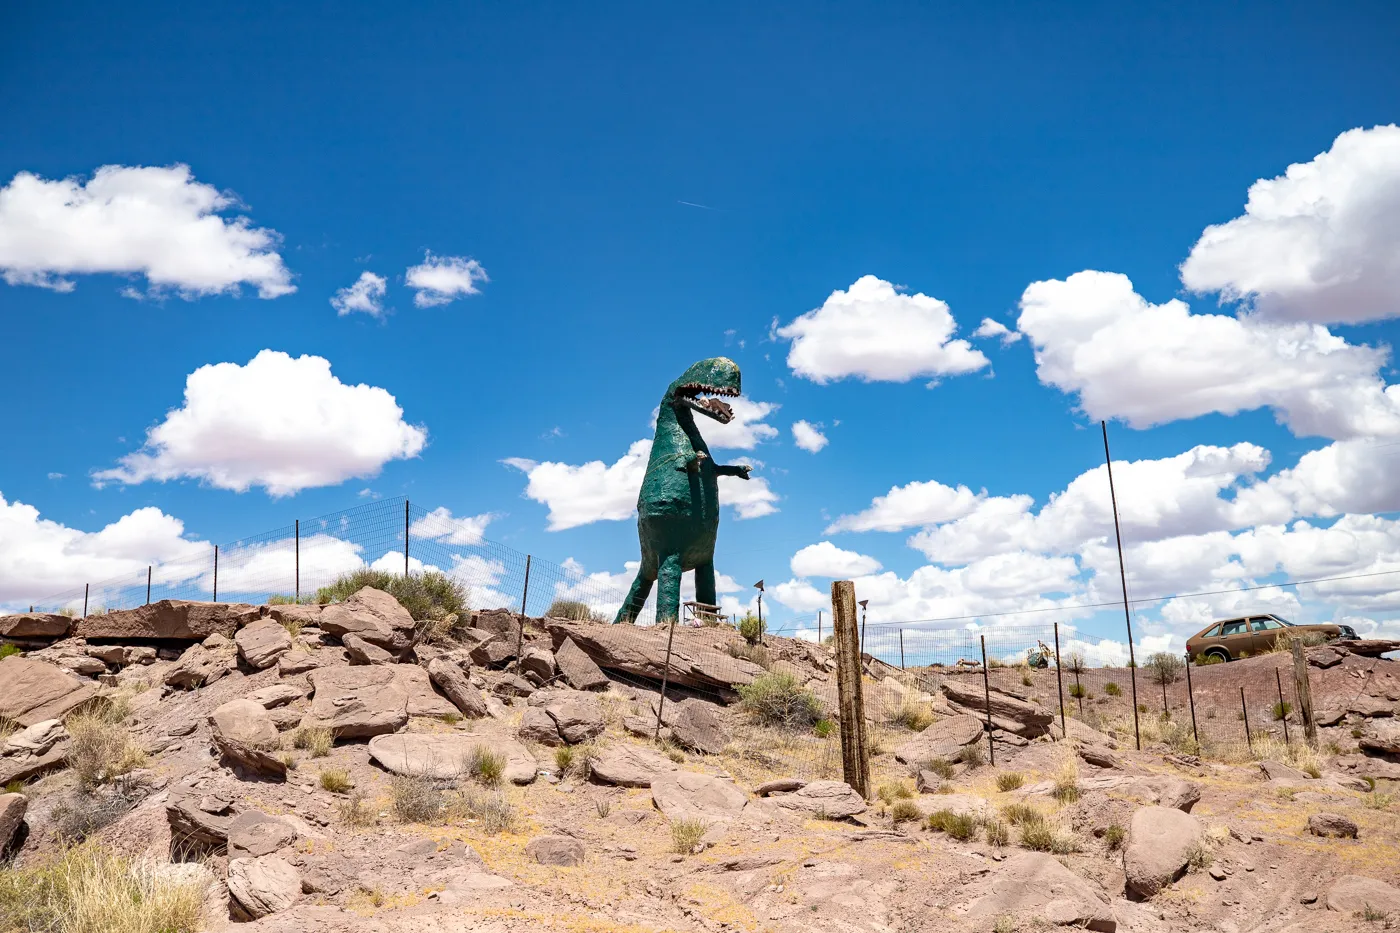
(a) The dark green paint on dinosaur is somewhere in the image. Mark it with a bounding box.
[615,357,751,624]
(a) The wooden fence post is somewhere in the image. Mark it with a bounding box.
[1291,638,1317,745]
[831,580,870,799]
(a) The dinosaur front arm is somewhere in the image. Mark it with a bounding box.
[714,463,752,479]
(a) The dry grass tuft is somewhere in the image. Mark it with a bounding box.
[737,672,824,729]
[390,773,444,823]
[995,771,1024,792]
[877,781,914,805]
[464,747,506,786]
[293,725,334,758]
[449,788,518,834]
[670,818,708,854]
[65,711,146,789]
[889,800,922,824]
[319,768,352,793]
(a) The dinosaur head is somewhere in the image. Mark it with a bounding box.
[669,357,741,424]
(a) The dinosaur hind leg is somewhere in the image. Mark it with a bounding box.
[656,553,683,625]
[694,561,717,608]
[614,569,655,624]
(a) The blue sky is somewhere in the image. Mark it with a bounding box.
[4,1,1400,659]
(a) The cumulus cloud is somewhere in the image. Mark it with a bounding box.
[790,541,881,577]
[973,318,1022,345]
[0,493,210,606]
[1181,125,1400,325]
[331,271,387,317]
[93,350,427,497]
[719,459,779,519]
[693,398,779,450]
[1016,270,1400,440]
[791,420,828,453]
[405,252,488,307]
[212,534,365,596]
[408,507,500,545]
[776,275,988,384]
[826,479,984,534]
[0,164,293,298]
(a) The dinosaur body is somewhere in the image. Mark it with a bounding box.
[615,358,750,624]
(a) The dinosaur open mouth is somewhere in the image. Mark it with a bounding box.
[676,382,738,424]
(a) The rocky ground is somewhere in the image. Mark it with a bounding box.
[2,592,1399,933]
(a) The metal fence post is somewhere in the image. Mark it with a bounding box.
[1053,622,1067,738]
[295,518,300,602]
[404,500,410,576]
[979,634,996,766]
[816,610,821,644]
[1161,675,1169,718]
[654,615,680,740]
[513,555,532,671]
[213,545,219,602]
[83,583,89,619]
[146,566,152,606]
[1240,686,1253,756]
[899,629,905,670]
[1291,638,1317,745]
[1275,668,1291,747]
[831,580,870,799]
[1184,652,1200,746]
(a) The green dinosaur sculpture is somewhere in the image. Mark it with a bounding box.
[615,357,751,624]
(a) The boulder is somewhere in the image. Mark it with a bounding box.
[893,714,985,766]
[941,682,1053,737]
[469,638,516,668]
[1308,812,1359,839]
[519,646,556,683]
[650,771,749,824]
[0,793,26,855]
[1077,746,1123,769]
[1314,708,1346,726]
[546,620,764,697]
[1122,806,1202,896]
[166,791,233,853]
[1140,777,1202,813]
[0,719,70,785]
[366,733,537,784]
[427,657,487,718]
[316,587,416,653]
[0,657,97,727]
[244,683,308,709]
[966,852,1116,932]
[768,780,866,818]
[228,810,298,858]
[519,707,564,746]
[1326,875,1400,915]
[1348,694,1394,718]
[0,612,72,639]
[342,633,394,665]
[2,718,67,756]
[276,650,321,676]
[228,856,301,920]
[546,697,606,745]
[85,645,127,665]
[670,702,730,755]
[491,673,536,698]
[554,636,609,691]
[1358,719,1400,755]
[74,600,260,640]
[754,778,806,796]
[525,835,585,866]
[302,664,454,738]
[164,640,237,689]
[209,699,286,778]
[1307,646,1346,668]
[587,744,679,787]
[470,608,522,639]
[1259,760,1311,782]
[266,604,323,627]
[235,619,293,670]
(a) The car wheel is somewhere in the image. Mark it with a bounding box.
[1206,648,1231,663]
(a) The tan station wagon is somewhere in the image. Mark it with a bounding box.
[1185,614,1356,662]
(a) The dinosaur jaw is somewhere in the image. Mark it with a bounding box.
[675,383,739,424]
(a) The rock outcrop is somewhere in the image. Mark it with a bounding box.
[941,682,1053,737]
[0,657,97,727]
[74,600,260,640]
[366,733,537,784]
[302,664,454,738]
[894,714,985,765]
[316,587,417,654]
[546,620,763,697]
[966,852,1116,931]
[235,619,294,669]
[588,744,679,787]
[228,855,302,919]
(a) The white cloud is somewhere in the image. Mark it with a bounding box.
[973,318,1022,345]
[719,458,779,519]
[791,420,828,453]
[0,493,210,606]
[694,398,779,450]
[405,252,488,307]
[211,534,365,596]
[826,479,984,534]
[93,350,427,497]
[408,507,499,545]
[776,275,989,384]
[0,164,293,298]
[1181,125,1400,325]
[46,472,63,480]
[331,271,387,317]
[1016,270,1400,440]
[790,541,881,577]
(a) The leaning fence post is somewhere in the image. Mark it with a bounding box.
[979,635,996,766]
[146,566,152,606]
[831,580,870,799]
[899,629,905,670]
[295,519,300,602]
[1291,638,1317,744]
[404,500,410,576]
[83,583,89,618]
[653,614,680,740]
[1184,652,1200,746]
[1240,686,1253,756]
[1161,676,1168,718]
[513,555,532,672]
[1275,668,1291,747]
[1054,623,1067,738]
[816,610,822,644]
[213,545,219,602]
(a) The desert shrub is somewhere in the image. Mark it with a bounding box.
[1146,652,1185,686]
[465,747,506,786]
[1001,802,1044,827]
[293,725,334,758]
[66,711,146,789]
[1186,840,1213,871]
[737,672,824,728]
[877,781,914,805]
[995,771,1024,792]
[546,598,602,622]
[737,613,763,645]
[670,818,708,854]
[889,800,922,824]
[450,788,518,834]
[1018,822,1055,851]
[0,644,21,661]
[1103,823,1126,849]
[993,915,1016,933]
[0,716,17,742]
[319,769,352,793]
[984,818,1010,847]
[923,757,955,780]
[337,790,376,828]
[1271,700,1293,721]
[813,719,834,738]
[50,789,135,842]
[390,774,444,823]
[927,809,978,841]
[726,641,771,669]
[4,781,23,794]
[594,799,611,819]
[1104,682,1122,697]
[1196,652,1225,665]
[316,569,468,625]
[958,741,985,768]
[1063,653,1086,675]
[0,843,205,933]
[554,746,575,774]
[1068,683,1087,699]
[890,696,934,732]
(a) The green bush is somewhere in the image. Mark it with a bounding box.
[928,809,978,841]
[1104,682,1122,697]
[727,641,772,669]
[737,613,763,645]
[1146,652,1184,686]
[1103,823,1126,849]
[958,742,985,768]
[316,569,468,624]
[923,757,955,780]
[995,771,1024,792]
[0,644,22,660]
[546,599,604,622]
[1196,653,1225,665]
[1068,683,1087,699]
[737,672,824,728]
[1271,700,1293,721]
[889,800,922,823]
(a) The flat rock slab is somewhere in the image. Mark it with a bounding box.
[245,683,308,709]
[166,791,234,852]
[554,636,609,690]
[237,619,294,669]
[366,733,537,784]
[588,744,680,787]
[1123,805,1201,897]
[894,714,985,766]
[546,620,764,697]
[317,587,415,653]
[942,681,1053,737]
[525,835,585,866]
[0,656,97,727]
[965,851,1115,932]
[427,657,487,718]
[769,780,866,818]
[1326,875,1400,915]
[651,771,749,824]
[229,810,298,858]
[75,600,260,640]
[0,612,72,639]
[303,664,455,737]
[1359,719,1400,755]
[546,697,606,745]
[671,701,730,755]
[1348,695,1395,718]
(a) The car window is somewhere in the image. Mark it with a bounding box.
[1201,624,1222,638]
[1220,620,1248,637]
[1273,616,1293,625]
[1253,618,1284,631]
